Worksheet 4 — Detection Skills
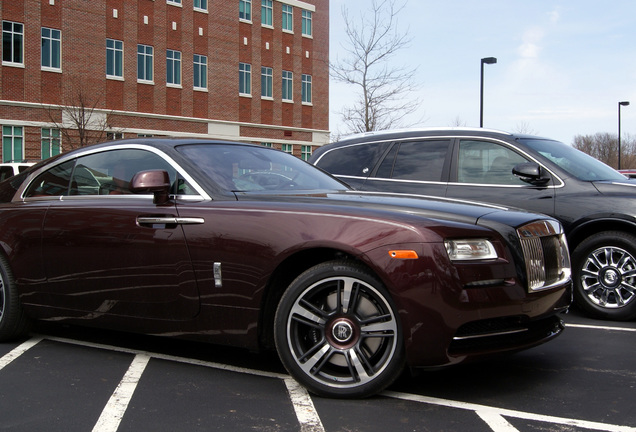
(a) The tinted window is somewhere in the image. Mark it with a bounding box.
[25,149,196,198]
[25,160,75,197]
[520,138,627,182]
[458,140,529,185]
[316,142,391,177]
[177,144,347,192]
[379,140,450,181]
[0,167,14,182]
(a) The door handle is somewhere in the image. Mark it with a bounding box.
[137,216,204,227]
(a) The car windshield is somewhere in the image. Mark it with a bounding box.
[177,144,349,192]
[519,138,627,182]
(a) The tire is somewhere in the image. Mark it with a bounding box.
[0,254,30,341]
[572,231,636,321]
[274,260,404,398]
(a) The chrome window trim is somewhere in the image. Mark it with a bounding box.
[315,134,566,189]
[18,143,212,202]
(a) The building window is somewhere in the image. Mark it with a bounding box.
[194,54,207,90]
[2,126,23,163]
[41,128,61,159]
[261,142,273,148]
[301,145,312,161]
[282,5,293,32]
[167,0,182,5]
[137,44,154,82]
[106,39,123,78]
[261,0,273,26]
[301,74,312,104]
[239,63,251,96]
[261,66,273,98]
[107,132,125,140]
[239,0,252,21]
[167,49,182,86]
[41,27,61,70]
[302,10,312,36]
[282,70,293,102]
[2,21,24,65]
[282,144,293,154]
[194,0,207,11]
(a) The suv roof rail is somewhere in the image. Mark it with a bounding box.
[336,127,512,142]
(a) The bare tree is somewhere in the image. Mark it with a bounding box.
[46,78,115,150]
[331,0,419,135]
[572,132,636,169]
[513,121,538,136]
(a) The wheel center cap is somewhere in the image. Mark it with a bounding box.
[603,268,620,287]
[332,321,354,343]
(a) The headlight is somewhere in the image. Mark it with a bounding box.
[445,239,498,261]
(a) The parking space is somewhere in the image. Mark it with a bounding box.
[1,310,635,432]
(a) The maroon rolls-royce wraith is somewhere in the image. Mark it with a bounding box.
[0,139,571,398]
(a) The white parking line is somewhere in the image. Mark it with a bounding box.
[476,410,520,432]
[284,378,326,432]
[383,391,636,432]
[92,354,150,432]
[0,337,42,371]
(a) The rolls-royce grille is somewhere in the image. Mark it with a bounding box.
[517,220,571,292]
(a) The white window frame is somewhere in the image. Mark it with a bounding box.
[166,49,182,87]
[282,70,293,102]
[167,0,182,6]
[239,0,252,22]
[106,38,124,79]
[282,5,293,32]
[301,74,312,104]
[261,0,273,27]
[301,10,312,37]
[2,21,24,67]
[2,126,24,163]
[301,145,312,161]
[261,66,273,99]
[41,27,61,71]
[137,44,154,84]
[239,62,252,96]
[41,128,61,159]
[194,54,208,91]
[194,0,208,12]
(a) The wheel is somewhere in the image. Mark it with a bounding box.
[274,260,404,398]
[0,254,30,341]
[572,231,636,321]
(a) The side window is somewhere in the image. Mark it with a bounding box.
[458,140,529,185]
[69,149,194,196]
[25,160,75,197]
[316,142,391,177]
[382,140,450,181]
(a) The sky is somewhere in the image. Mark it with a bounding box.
[328,0,636,145]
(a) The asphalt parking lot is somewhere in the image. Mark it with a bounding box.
[0,307,634,432]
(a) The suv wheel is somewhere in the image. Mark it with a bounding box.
[572,231,636,321]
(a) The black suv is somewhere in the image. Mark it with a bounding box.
[311,128,636,321]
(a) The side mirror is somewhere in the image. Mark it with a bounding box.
[130,170,171,205]
[512,162,550,185]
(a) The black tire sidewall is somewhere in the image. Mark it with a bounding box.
[572,231,636,321]
[0,254,29,340]
[274,260,404,398]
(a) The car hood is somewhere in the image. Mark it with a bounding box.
[593,179,636,196]
[233,189,550,229]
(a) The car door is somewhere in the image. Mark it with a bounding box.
[360,139,451,196]
[445,139,556,215]
[25,148,200,320]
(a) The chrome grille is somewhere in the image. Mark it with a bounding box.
[517,220,571,292]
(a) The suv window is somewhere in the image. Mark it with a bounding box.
[317,141,391,177]
[457,140,529,185]
[377,140,450,181]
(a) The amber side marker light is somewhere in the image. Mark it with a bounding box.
[388,250,419,259]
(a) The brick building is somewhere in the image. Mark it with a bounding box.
[0,0,329,163]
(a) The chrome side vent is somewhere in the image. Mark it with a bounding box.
[517,220,571,292]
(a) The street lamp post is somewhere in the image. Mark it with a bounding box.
[480,57,497,128]
[618,101,630,170]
